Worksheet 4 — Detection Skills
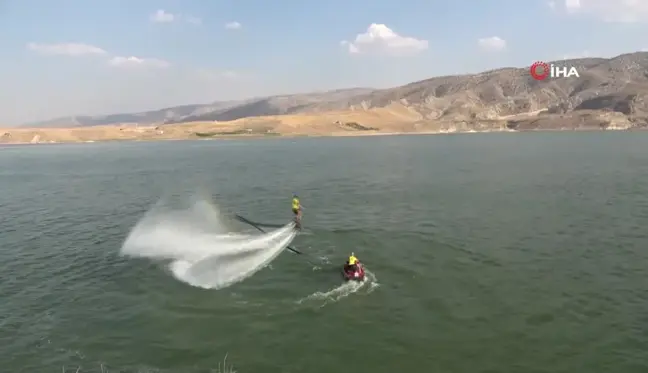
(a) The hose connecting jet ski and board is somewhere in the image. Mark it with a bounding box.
[234,214,303,255]
[235,213,366,282]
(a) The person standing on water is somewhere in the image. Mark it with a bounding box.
[292,194,303,228]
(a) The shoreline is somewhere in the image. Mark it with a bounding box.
[0,126,643,146]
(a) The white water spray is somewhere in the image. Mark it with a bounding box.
[120,197,298,289]
[297,269,380,306]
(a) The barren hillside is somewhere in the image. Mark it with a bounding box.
[23,88,374,128]
[305,52,648,128]
[164,52,648,127]
[11,51,648,140]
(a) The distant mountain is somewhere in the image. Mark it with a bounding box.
[332,51,648,130]
[21,102,244,128]
[169,88,376,124]
[22,51,648,130]
[22,89,374,128]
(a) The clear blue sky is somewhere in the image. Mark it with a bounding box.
[0,0,646,124]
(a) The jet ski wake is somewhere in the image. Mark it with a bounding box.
[297,268,379,306]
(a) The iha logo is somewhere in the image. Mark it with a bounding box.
[529,61,580,80]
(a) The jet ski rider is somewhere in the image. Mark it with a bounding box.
[346,252,359,272]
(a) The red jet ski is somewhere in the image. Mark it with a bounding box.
[342,261,365,281]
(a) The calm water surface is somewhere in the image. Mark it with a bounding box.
[1,133,648,372]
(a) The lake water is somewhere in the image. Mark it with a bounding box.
[1,133,648,373]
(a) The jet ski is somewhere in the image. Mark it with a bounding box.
[342,262,365,281]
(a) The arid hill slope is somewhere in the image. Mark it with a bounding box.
[12,51,648,139]
[22,88,374,128]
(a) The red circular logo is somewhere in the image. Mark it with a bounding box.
[530,61,549,80]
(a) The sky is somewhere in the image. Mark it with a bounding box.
[0,0,647,125]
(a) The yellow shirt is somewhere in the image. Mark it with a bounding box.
[349,256,358,265]
[292,198,300,210]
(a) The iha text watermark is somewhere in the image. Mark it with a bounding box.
[529,61,579,80]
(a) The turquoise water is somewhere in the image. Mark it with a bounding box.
[1,132,648,372]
